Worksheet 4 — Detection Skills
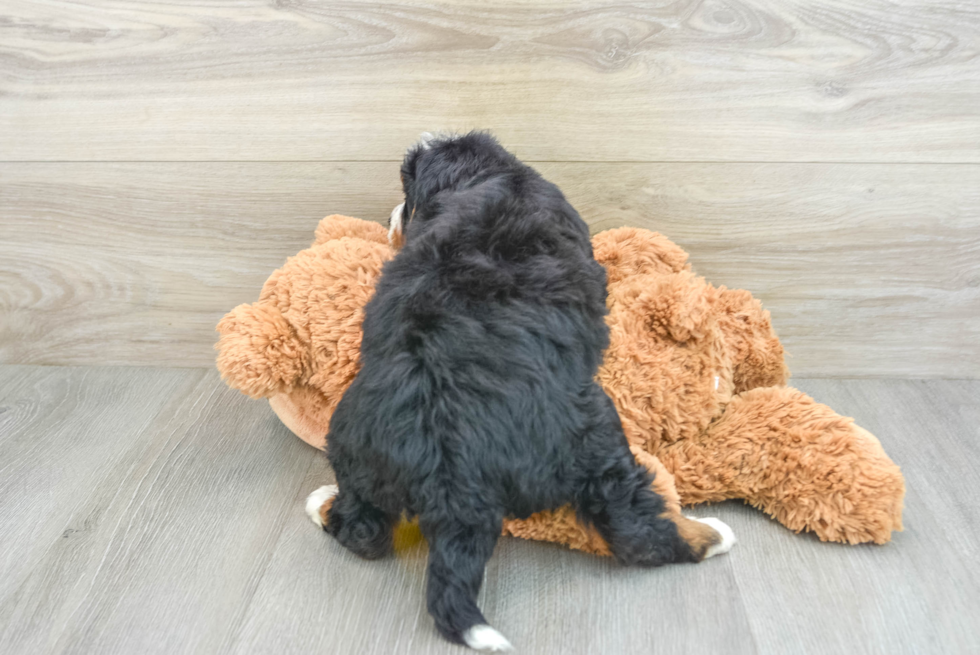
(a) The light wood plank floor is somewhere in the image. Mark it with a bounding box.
[1,366,977,654]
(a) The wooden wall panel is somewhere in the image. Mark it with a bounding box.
[1,1,978,162]
[2,162,977,376]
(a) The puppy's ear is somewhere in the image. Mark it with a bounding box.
[388,202,406,249]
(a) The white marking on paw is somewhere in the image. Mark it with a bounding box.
[388,202,405,245]
[690,516,736,558]
[462,624,513,652]
[305,485,338,528]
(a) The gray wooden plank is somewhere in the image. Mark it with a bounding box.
[725,378,980,655]
[0,367,315,655]
[0,366,203,606]
[485,529,756,655]
[228,458,757,655]
[3,370,978,654]
[3,162,977,377]
[2,1,978,162]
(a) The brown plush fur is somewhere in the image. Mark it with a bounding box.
[216,215,905,547]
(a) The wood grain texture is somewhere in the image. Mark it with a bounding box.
[1,1,978,162]
[0,366,203,610]
[231,499,757,655]
[737,378,980,655]
[0,367,315,655]
[0,162,399,369]
[1,367,978,654]
[2,162,978,376]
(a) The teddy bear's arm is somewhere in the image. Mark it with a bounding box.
[712,288,789,393]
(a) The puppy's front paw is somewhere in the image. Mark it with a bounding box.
[305,485,338,528]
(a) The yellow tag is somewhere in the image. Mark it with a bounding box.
[392,517,425,555]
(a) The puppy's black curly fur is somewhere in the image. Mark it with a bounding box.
[324,132,703,646]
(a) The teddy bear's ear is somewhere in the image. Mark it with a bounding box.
[313,215,389,247]
[215,302,310,398]
[617,272,716,343]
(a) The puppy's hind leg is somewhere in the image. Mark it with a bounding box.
[581,450,735,564]
[578,394,735,565]
[421,518,512,651]
[310,485,395,560]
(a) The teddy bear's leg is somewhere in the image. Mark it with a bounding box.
[501,505,613,556]
[658,387,905,544]
[305,484,395,560]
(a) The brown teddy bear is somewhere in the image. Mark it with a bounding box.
[216,214,904,550]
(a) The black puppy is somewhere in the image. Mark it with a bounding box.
[307,132,734,651]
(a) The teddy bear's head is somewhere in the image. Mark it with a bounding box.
[215,216,393,447]
[591,227,787,453]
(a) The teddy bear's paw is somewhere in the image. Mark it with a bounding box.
[463,624,514,652]
[689,516,736,558]
[305,485,338,528]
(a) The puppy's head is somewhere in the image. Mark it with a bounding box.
[388,130,515,248]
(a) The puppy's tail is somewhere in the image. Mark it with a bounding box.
[424,521,512,651]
